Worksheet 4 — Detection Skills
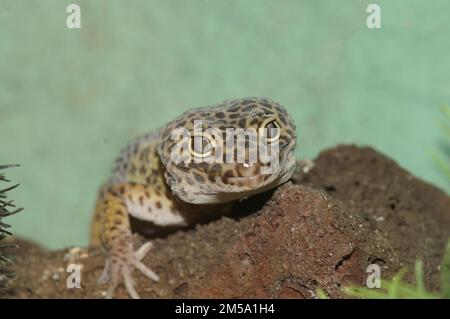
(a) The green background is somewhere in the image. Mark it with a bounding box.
[1,0,449,249]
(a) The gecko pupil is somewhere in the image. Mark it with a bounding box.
[264,120,280,140]
[190,136,213,156]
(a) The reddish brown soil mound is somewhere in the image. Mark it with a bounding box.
[4,145,450,298]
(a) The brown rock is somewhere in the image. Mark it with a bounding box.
[5,145,450,298]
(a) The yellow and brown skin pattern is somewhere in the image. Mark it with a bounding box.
[90,97,298,298]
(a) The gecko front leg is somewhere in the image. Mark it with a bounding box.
[91,183,160,299]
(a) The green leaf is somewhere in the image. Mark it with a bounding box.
[315,288,329,299]
[344,263,440,299]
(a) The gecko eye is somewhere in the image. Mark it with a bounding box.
[189,135,214,158]
[260,119,281,143]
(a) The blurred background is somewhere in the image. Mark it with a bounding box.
[1,0,449,249]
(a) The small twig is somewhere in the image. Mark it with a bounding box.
[0,183,20,194]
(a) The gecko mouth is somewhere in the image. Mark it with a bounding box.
[222,173,271,188]
[217,138,295,188]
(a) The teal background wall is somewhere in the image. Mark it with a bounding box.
[1,0,449,249]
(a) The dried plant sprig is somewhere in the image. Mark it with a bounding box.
[0,164,22,291]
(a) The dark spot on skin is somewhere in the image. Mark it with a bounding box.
[139,196,144,205]
[156,201,162,209]
[224,169,235,177]
[139,149,147,161]
[278,114,287,126]
[262,107,273,114]
[287,128,296,137]
[155,189,161,196]
[193,172,205,183]
[187,162,197,169]
[228,105,240,112]
[229,113,240,119]
[177,187,186,197]
[210,163,222,174]
[162,127,171,138]
[185,176,194,185]
[192,162,209,171]
[119,186,125,195]
[279,136,289,146]
[148,207,152,212]
[145,191,150,198]
[238,118,247,128]
[208,175,215,183]
[177,165,190,172]
[260,101,273,109]
[242,105,255,112]
[116,209,122,216]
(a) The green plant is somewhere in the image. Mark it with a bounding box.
[343,261,439,299]
[342,240,450,299]
[316,238,450,299]
[319,106,450,299]
[0,164,22,291]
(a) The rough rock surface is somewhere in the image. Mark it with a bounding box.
[4,145,450,298]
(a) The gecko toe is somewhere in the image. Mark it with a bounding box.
[98,258,112,284]
[135,241,154,261]
[134,260,160,282]
[100,243,158,299]
[105,278,118,299]
[123,268,140,299]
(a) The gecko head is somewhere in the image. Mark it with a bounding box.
[157,97,297,205]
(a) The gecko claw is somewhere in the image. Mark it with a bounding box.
[100,241,158,299]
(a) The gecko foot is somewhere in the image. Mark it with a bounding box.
[99,241,159,299]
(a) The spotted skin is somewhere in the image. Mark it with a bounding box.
[90,97,298,298]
